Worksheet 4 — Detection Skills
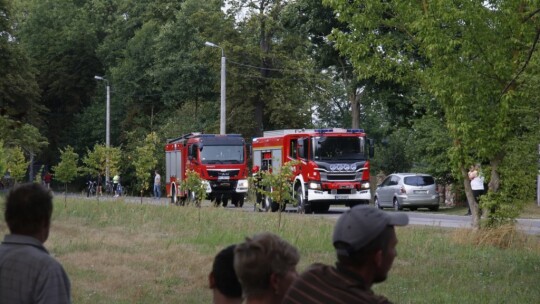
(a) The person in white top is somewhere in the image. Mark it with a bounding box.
[467,164,485,215]
[154,170,161,199]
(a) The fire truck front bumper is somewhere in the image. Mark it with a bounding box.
[306,183,371,205]
[206,179,249,194]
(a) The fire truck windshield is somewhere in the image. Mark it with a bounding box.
[200,145,244,164]
[312,136,366,161]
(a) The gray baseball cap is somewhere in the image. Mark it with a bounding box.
[333,205,409,256]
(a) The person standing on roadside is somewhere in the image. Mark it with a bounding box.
[113,174,120,197]
[282,206,408,304]
[469,163,485,215]
[154,170,161,199]
[0,183,72,303]
[43,171,53,189]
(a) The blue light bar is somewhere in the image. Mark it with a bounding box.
[347,129,365,133]
[314,129,334,133]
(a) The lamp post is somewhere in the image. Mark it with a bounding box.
[94,75,110,183]
[205,41,226,135]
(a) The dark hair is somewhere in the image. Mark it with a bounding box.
[336,226,395,266]
[212,244,242,298]
[4,183,53,235]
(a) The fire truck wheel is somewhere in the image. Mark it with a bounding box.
[188,191,196,204]
[296,189,312,214]
[262,195,272,212]
[238,196,244,208]
[171,187,177,205]
[231,195,244,208]
[222,197,229,207]
[271,201,284,212]
[314,203,330,213]
[214,197,222,207]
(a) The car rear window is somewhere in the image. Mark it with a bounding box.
[404,176,435,186]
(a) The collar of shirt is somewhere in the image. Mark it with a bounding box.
[335,262,369,289]
[2,234,49,254]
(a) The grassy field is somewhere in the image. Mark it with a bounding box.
[0,197,539,303]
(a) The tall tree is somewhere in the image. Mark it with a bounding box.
[326,0,540,227]
[226,0,316,136]
[13,0,102,164]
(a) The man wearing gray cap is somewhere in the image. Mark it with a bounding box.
[282,205,408,304]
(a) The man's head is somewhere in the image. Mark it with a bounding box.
[234,232,299,300]
[333,206,408,284]
[209,245,242,303]
[4,183,53,243]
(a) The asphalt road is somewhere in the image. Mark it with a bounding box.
[73,193,540,235]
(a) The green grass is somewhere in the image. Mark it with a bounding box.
[0,197,539,303]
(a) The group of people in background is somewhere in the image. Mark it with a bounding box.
[210,205,409,304]
[38,169,162,199]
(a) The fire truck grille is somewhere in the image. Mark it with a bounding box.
[207,170,240,178]
[326,174,357,181]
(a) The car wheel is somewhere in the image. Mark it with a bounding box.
[429,205,439,211]
[393,198,403,211]
[374,197,383,210]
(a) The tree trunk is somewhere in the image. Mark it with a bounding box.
[350,89,361,129]
[489,154,502,192]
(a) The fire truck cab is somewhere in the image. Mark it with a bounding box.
[252,128,374,213]
[165,133,249,207]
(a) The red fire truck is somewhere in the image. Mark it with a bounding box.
[165,133,249,206]
[252,128,374,213]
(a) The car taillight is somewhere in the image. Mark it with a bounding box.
[400,186,406,194]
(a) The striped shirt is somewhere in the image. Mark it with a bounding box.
[0,234,71,304]
[282,263,392,304]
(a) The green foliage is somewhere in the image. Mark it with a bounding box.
[34,165,43,184]
[0,141,5,176]
[326,0,540,227]
[480,131,540,227]
[370,130,413,175]
[0,116,48,157]
[82,144,121,180]
[180,170,207,206]
[53,145,80,185]
[132,132,159,197]
[256,160,299,209]
[6,146,28,183]
[13,0,101,163]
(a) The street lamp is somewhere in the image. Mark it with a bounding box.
[205,41,226,135]
[94,75,110,183]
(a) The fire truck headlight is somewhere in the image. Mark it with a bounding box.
[308,182,322,190]
[236,179,249,192]
[360,182,370,190]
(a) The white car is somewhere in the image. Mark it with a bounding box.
[374,173,440,211]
